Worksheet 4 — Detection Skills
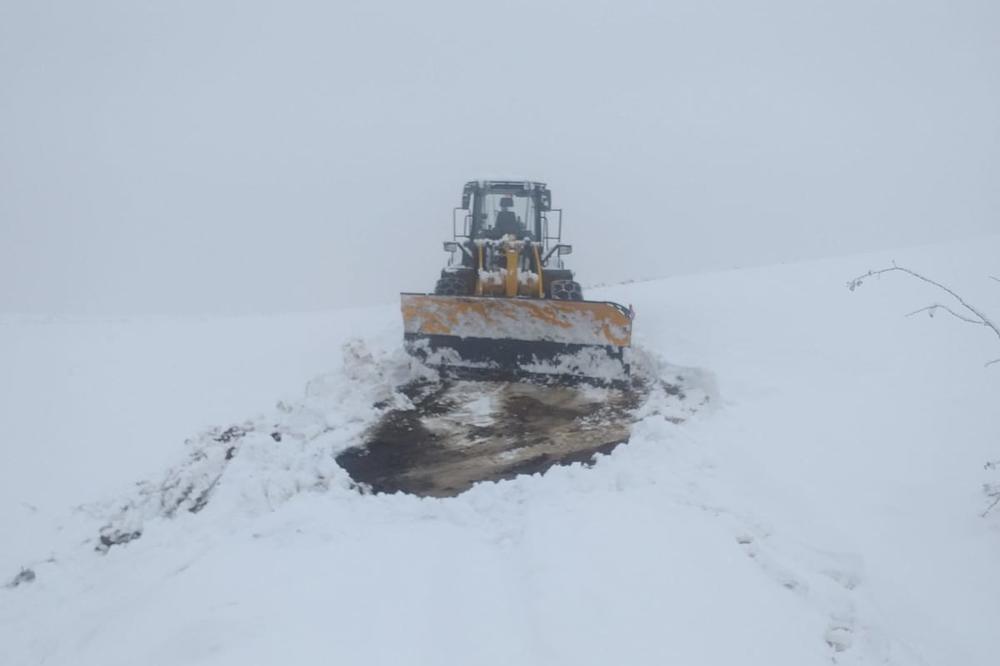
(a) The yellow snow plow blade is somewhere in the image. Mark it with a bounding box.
[400,294,633,384]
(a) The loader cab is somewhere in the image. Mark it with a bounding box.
[458,180,553,243]
[473,190,536,240]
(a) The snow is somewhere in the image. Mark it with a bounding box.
[1,236,999,665]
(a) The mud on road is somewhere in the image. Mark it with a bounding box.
[336,379,656,497]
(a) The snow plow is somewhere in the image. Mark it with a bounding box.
[401,180,634,385]
[333,180,655,498]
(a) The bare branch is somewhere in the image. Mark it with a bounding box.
[848,265,1000,347]
[983,476,1000,517]
[983,466,1000,517]
[983,493,1000,518]
[851,265,1000,519]
[905,304,984,326]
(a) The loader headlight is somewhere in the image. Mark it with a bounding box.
[557,244,573,255]
[443,242,459,253]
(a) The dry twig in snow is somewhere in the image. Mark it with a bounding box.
[848,263,1000,367]
[849,264,1000,516]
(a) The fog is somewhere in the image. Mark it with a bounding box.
[2,0,997,315]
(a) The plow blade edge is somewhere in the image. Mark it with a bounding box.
[400,294,633,383]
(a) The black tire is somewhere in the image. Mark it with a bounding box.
[549,279,583,301]
[440,268,476,293]
[434,276,470,296]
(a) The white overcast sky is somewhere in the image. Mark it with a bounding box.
[1,0,998,315]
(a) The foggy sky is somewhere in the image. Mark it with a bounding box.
[2,0,998,315]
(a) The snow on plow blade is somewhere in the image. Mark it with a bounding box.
[400,294,633,384]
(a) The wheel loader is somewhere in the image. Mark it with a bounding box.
[401,180,634,384]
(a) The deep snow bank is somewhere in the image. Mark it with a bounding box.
[1,235,998,665]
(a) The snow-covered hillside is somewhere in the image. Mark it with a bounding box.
[2,236,998,665]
